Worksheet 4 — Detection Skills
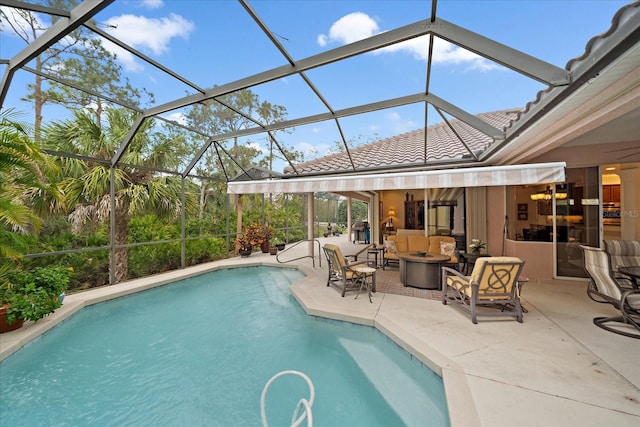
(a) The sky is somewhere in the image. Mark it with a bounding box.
[0,0,632,172]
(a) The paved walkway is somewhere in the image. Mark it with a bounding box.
[2,235,639,426]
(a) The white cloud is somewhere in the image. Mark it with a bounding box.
[140,0,163,9]
[162,112,187,126]
[0,6,47,40]
[101,38,144,72]
[296,142,320,158]
[104,13,194,56]
[317,12,379,46]
[319,12,499,71]
[386,111,417,134]
[246,141,268,156]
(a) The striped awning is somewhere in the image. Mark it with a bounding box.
[227,162,566,194]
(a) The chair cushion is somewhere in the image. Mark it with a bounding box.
[469,256,522,298]
[407,236,430,252]
[428,236,456,255]
[447,275,470,294]
[441,241,456,257]
[604,240,640,273]
[388,235,408,252]
[384,239,398,254]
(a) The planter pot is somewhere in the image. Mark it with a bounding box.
[269,247,278,255]
[239,249,252,257]
[260,241,270,253]
[0,305,24,334]
[275,244,285,251]
[58,292,66,304]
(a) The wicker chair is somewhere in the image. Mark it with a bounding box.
[442,257,525,324]
[581,245,640,339]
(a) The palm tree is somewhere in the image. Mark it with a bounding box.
[44,108,192,284]
[0,110,62,261]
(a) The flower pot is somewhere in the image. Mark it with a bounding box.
[0,305,24,334]
[239,249,252,257]
[269,247,278,255]
[58,292,66,304]
[261,241,270,253]
[275,244,285,251]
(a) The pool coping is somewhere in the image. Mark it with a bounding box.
[289,261,479,427]
[0,257,474,426]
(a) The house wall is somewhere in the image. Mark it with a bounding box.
[505,239,555,281]
[487,186,554,281]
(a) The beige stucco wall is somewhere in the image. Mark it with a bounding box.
[487,186,555,281]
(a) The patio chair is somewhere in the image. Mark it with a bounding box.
[580,245,640,339]
[603,240,640,289]
[322,244,369,297]
[442,257,525,324]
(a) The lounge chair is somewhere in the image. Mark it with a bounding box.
[603,240,640,289]
[322,244,369,297]
[581,245,640,339]
[442,257,525,324]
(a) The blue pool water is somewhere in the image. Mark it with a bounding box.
[0,266,449,426]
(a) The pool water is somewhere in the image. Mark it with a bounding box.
[0,266,449,426]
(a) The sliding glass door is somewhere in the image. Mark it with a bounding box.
[556,167,600,278]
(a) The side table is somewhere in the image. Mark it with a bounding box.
[354,266,376,302]
[461,252,490,274]
[367,247,385,269]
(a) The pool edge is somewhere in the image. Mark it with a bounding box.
[1,256,474,426]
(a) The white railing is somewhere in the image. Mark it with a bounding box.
[261,370,315,427]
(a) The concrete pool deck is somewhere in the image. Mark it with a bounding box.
[1,238,639,426]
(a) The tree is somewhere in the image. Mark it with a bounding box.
[44,108,194,284]
[0,109,62,261]
[1,1,152,140]
[184,88,296,218]
[37,37,154,126]
[338,199,368,225]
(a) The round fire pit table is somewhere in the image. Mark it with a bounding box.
[397,252,451,290]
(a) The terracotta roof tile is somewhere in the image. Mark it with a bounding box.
[285,109,521,175]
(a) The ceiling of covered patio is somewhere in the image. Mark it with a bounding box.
[1,1,639,184]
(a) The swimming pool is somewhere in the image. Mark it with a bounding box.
[0,266,449,426]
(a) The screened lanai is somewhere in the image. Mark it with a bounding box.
[1,0,639,286]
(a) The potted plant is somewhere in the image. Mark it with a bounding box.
[29,266,74,303]
[235,233,254,257]
[468,239,487,255]
[274,240,286,251]
[0,282,25,333]
[259,224,274,253]
[0,265,73,333]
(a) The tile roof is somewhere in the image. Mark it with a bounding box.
[285,109,522,175]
